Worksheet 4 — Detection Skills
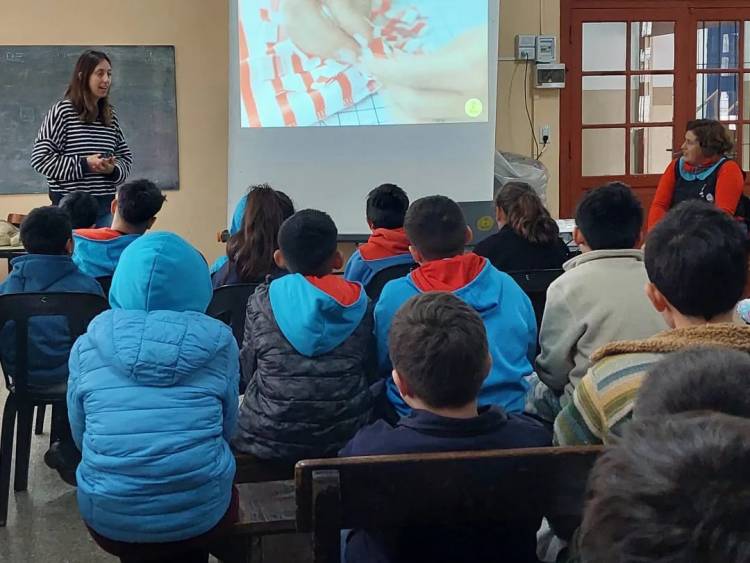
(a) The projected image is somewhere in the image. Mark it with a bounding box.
[238,0,488,127]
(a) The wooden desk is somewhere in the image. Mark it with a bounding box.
[0,246,25,273]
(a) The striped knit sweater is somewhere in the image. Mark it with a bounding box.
[553,323,750,446]
[31,99,132,197]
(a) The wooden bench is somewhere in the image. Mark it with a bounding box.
[294,446,603,563]
[229,454,297,563]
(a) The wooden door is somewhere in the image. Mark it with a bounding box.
[560,1,750,217]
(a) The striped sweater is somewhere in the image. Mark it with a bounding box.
[553,323,750,446]
[31,99,132,196]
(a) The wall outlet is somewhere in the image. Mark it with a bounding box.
[515,35,537,61]
[540,125,551,144]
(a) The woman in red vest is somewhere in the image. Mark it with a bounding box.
[647,119,745,230]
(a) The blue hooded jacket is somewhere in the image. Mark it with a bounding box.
[344,251,415,288]
[72,229,141,278]
[0,254,102,386]
[374,254,537,416]
[67,232,239,543]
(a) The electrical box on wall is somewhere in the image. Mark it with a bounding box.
[515,34,536,60]
[536,63,566,89]
[535,35,557,63]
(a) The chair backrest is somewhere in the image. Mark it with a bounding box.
[0,292,109,397]
[206,283,259,347]
[95,276,113,295]
[364,262,415,301]
[295,445,602,563]
[508,269,564,333]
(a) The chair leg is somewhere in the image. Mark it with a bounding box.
[0,394,18,527]
[34,405,46,435]
[13,404,33,492]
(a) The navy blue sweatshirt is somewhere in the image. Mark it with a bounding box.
[340,407,552,563]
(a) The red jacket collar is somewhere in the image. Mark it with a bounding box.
[411,253,487,292]
[359,228,411,261]
[305,274,362,306]
[74,228,124,241]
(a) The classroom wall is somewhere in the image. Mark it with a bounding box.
[0,0,229,263]
[0,0,564,266]
[497,0,561,217]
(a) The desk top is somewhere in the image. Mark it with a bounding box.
[0,246,25,254]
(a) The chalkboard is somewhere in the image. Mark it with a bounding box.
[0,46,179,194]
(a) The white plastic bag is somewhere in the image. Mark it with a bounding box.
[494,151,549,203]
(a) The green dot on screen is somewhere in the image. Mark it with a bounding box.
[465,98,483,118]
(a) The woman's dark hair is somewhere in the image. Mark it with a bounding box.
[65,50,113,126]
[227,184,295,282]
[495,182,559,244]
[686,119,734,158]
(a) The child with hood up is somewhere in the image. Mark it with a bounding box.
[67,232,239,561]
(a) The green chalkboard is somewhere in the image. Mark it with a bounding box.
[0,45,179,194]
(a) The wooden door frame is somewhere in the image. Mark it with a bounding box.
[560,0,750,216]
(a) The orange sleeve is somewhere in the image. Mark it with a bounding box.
[714,161,745,216]
[647,160,678,231]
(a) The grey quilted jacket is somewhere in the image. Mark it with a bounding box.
[232,281,374,461]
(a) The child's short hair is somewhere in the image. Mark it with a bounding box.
[277,209,338,275]
[404,196,466,259]
[581,413,750,563]
[389,292,489,409]
[635,347,750,419]
[645,201,747,320]
[366,183,409,229]
[59,191,97,229]
[20,206,72,255]
[575,182,643,250]
[117,179,166,226]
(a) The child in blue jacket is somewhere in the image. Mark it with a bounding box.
[344,183,414,288]
[374,196,537,417]
[67,232,240,560]
[72,179,165,278]
[0,207,103,482]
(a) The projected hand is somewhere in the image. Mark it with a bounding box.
[281,0,373,61]
[365,28,488,123]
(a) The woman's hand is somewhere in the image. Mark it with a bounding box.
[281,0,373,60]
[86,154,116,174]
[99,156,116,175]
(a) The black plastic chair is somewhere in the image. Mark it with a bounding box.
[206,283,259,349]
[0,292,109,526]
[95,276,113,296]
[34,276,111,435]
[508,269,564,335]
[365,262,415,302]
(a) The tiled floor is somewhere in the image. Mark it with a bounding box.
[0,386,114,562]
